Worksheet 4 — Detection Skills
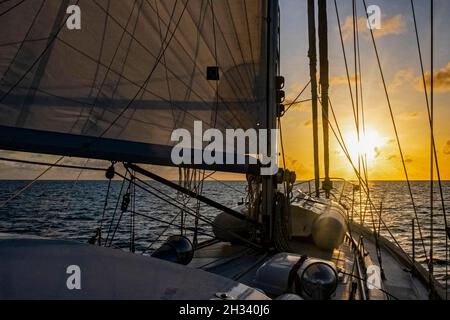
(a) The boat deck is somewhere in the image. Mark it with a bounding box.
[191,238,356,300]
[191,223,444,300]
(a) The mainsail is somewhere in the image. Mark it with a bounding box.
[0,0,272,173]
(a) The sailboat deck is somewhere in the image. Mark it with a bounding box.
[191,239,356,300]
[192,224,446,300]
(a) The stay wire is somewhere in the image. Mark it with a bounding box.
[362,0,428,263]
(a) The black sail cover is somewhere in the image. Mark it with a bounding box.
[0,0,270,173]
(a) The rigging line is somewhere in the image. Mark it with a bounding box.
[0,0,46,86]
[86,1,188,146]
[108,176,134,247]
[0,0,81,104]
[333,0,358,130]
[209,176,246,196]
[89,0,248,130]
[0,37,50,48]
[410,0,448,248]
[142,169,211,254]
[94,0,249,130]
[355,0,369,190]
[53,40,241,131]
[193,169,207,246]
[225,0,255,90]
[284,80,311,114]
[93,0,162,139]
[105,171,128,246]
[181,1,208,103]
[338,270,399,300]
[71,0,111,133]
[144,0,255,117]
[142,210,182,254]
[0,156,106,172]
[55,158,91,238]
[99,177,112,246]
[154,0,177,140]
[430,0,438,289]
[80,0,149,135]
[209,0,219,127]
[0,0,26,17]
[362,0,428,263]
[131,168,210,222]
[0,156,64,209]
[352,0,363,225]
[172,0,255,111]
[3,83,177,132]
[243,0,257,80]
[430,0,435,275]
[285,98,313,107]
[323,97,412,261]
[143,1,254,124]
[132,211,214,243]
[116,172,262,250]
[411,0,448,291]
[130,171,136,253]
[278,118,288,192]
[205,1,257,109]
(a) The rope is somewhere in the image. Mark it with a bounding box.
[362,0,428,263]
[0,156,64,208]
[105,172,128,245]
[283,81,311,114]
[333,0,358,129]
[117,172,262,251]
[411,0,448,294]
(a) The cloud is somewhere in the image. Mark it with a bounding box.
[388,139,396,145]
[387,155,397,161]
[389,69,415,91]
[341,15,406,42]
[329,74,358,87]
[405,156,414,164]
[374,147,381,159]
[387,154,413,163]
[398,111,421,121]
[391,64,450,94]
[417,62,450,93]
[444,141,450,155]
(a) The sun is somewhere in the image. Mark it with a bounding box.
[343,129,385,165]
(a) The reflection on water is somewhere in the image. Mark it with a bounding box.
[0,180,448,286]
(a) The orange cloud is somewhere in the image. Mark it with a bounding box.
[444,141,450,155]
[418,62,450,93]
[329,74,358,86]
[341,15,406,42]
[389,69,415,91]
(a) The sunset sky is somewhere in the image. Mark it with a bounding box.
[280,0,450,181]
[0,0,449,181]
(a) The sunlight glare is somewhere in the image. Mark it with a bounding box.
[344,129,385,165]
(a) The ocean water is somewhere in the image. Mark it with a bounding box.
[0,180,449,287]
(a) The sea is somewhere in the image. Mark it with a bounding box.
[0,180,449,287]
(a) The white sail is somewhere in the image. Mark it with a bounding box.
[0,0,273,173]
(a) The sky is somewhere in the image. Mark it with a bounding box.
[0,0,449,181]
[280,0,450,181]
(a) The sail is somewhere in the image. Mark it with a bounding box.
[0,0,272,173]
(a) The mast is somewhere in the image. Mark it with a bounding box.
[318,0,331,198]
[308,0,321,198]
[260,0,280,245]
